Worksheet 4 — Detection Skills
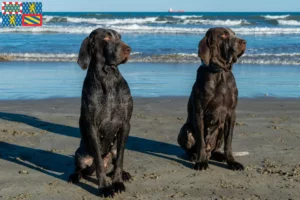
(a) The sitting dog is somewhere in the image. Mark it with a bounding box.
[177,27,246,171]
[68,28,133,197]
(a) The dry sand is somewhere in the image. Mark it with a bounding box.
[0,97,299,200]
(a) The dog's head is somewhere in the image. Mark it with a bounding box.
[198,27,246,70]
[77,28,131,70]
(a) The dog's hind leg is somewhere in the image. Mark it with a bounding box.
[178,123,197,161]
[68,139,95,183]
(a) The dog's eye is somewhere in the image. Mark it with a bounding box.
[221,33,229,39]
[103,36,111,41]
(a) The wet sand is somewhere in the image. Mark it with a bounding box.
[0,97,300,200]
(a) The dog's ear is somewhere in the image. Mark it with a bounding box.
[77,37,91,70]
[198,36,211,66]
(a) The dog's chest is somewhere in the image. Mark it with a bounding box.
[97,99,130,153]
[99,127,118,153]
[203,73,237,124]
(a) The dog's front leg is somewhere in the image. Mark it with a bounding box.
[112,123,131,193]
[193,95,208,170]
[89,126,114,198]
[224,111,244,171]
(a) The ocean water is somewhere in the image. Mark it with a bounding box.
[0,12,300,99]
[0,62,300,100]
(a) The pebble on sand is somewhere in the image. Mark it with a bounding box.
[19,170,29,174]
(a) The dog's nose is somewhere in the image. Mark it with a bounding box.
[239,39,247,45]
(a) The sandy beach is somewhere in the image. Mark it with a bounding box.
[0,97,299,200]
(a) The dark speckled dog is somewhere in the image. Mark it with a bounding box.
[177,27,247,171]
[68,28,133,198]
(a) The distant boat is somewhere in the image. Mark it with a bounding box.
[168,8,184,13]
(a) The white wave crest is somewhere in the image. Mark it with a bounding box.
[0,52,199,62]
[240,59,300,65]
[68,17,159,25]
[42,15,250,26]
[43,15,162,25]
[2,52,300,65]
[131,53,199,63]
[112,25,300,35]
[2,25,300,35]
[0,52,142,62]
[244,53,300,57]
[0,53,78,62]
[190,19,250,26]
[278,20,300,26]
[262,14,290,19]
[171,15,202,19]
[43,16,55,22]
[240,53,300,65]
[233,27,300,35]
[0,25,96,34]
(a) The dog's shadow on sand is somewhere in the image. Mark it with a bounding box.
[0,112,228,195]
[0,141,100,195]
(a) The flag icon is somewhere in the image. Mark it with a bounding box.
[22,2,42,14]
[22,14,42,26]
[2,2,42,27]
[2,2,23,15]
[2,14,22,26]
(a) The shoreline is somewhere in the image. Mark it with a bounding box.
[1,96,300,102]
[1,58,300,66]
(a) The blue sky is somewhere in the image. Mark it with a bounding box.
[41,0,300,12]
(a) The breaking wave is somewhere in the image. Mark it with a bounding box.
[2,25,300,35]
[44,16,160,25]
[171,15,203,19]
[188,19,250,26]
[240,53,300,65]
[42,15,249,26]
[277,20,300,26]
[262,15,290,19]
[2,52,300,65]
[0,53,78,62]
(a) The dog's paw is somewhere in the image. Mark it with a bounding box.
[99,187,115,198]
[194,161,209,171]
[122,171,132,182]
[68,173,81,183]
[228,161,244,171]
[113,182,126,193]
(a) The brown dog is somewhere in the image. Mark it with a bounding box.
[178,27,246,171]
[68,29,133,198]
